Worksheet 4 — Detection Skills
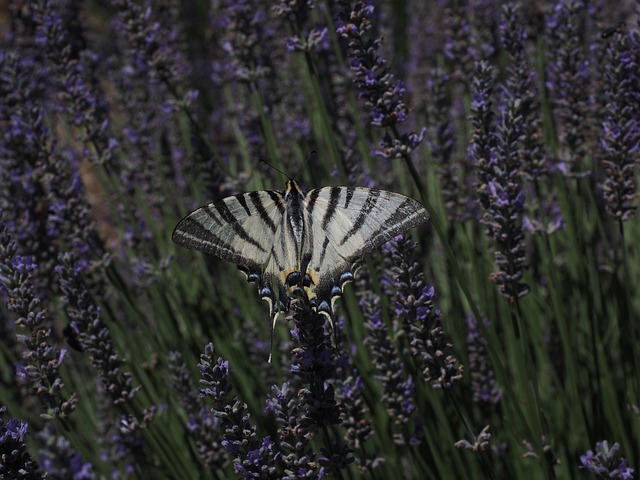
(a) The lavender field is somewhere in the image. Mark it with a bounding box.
[1,0,639,478]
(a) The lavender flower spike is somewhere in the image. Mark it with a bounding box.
[600,29,639,221]
[465,314,501,404]
[361,289,423,445]
[384,234,463,390]
[0,226,77,421]
[470,61,529,301]
[55,252,137,406]
[336,0,425,159]
[199,343,277,477]
[0,405,44,479]
[580,441,635,479]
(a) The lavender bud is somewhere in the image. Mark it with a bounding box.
[580,441,635,479]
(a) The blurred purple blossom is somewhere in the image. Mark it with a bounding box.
[500,3,547,179]
[545,0,593,175]
[455,424,492,452]
[0,47,101,291]
[37,423,94,479]
[522,197,565,235]
[580,441,635,479]
[284,27,330,53]
[465,314,501,404]
[168,350,227,468]
[425,67,476,222]
[55,252,137,406]
[33,0,116,166]
[599,29,639,221]
[335,374,381,473]
[441,0,474,81]
[360,289,423,445]
[199,342,278,477]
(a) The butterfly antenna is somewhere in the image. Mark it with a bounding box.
[259,158,291,182]
[291,150,317,180]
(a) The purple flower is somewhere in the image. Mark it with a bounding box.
[37,423,95,479]
[336,0,424,158]
[455,425,492,453]
[424,67,476,222]
[283,27,330,53]
[383,234,463,390]
[465,314,501,404]
[0,405,43,478]
[214,0,276,84]
[288,292,344,432]
[266,382,319,476]
[55,252,137,406]
[199,343,278,477]
[469,60,497,209]
[580,441,635,479]
[522,197,565,235]
[545,0,592,175]
[599,29,639,221]
[168,350,227,468]
[360,288,423,445]
[32,0,116,166]
[500,3,547,179]
[470,61,529,301]
[0,227,77,420]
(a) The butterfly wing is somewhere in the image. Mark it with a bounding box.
[172,190,285,273]
[173,189,291,361]
[303,186,429,309]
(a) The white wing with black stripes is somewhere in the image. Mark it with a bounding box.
[173,179,429,354]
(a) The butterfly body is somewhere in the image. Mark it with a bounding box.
[173,179,429,326]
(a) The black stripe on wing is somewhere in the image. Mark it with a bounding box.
[210,202,267,253]
[318,236,330,267]
[339,189,381,245]
[267,191,285,215]
[249,192,278,233]
[306,188,321,214]
[235,194,252,216]
[172,218,263,271]
[343,187,356,209]
[321,187,341,229]
[363,198,427,252]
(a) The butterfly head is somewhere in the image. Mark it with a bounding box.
[284,179,305,197]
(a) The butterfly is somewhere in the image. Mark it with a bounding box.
[172,179,429,357]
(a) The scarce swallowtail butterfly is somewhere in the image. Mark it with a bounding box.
[172,179,429,357]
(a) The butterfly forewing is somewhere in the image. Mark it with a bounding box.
[172,190,285,272]
[304,186,429,271]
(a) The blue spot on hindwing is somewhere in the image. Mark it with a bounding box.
[248,273,260,283]
[340,271,354,284]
